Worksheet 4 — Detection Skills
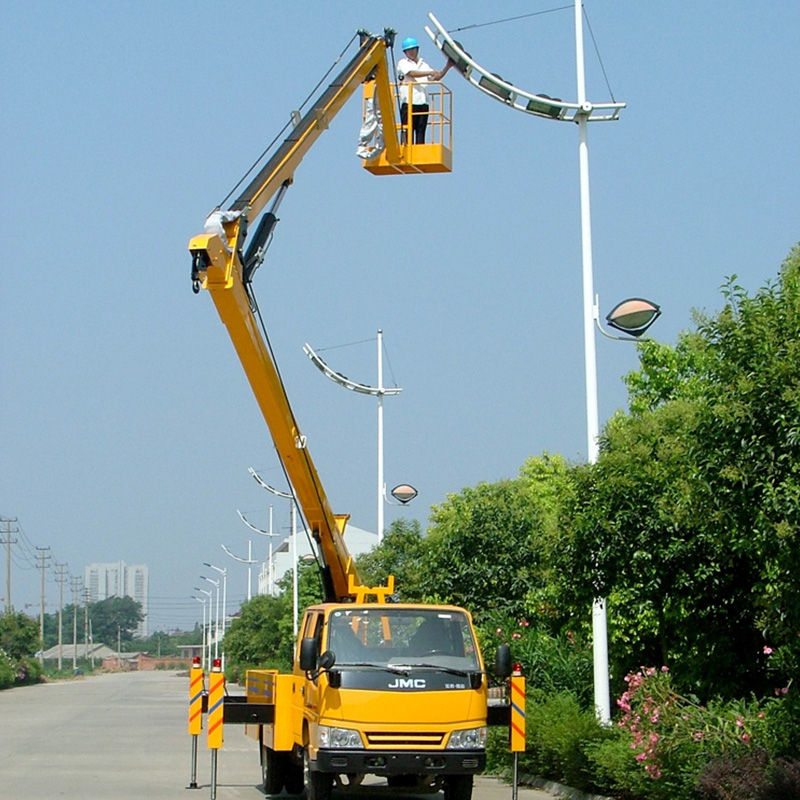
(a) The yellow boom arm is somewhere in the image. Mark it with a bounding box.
[188,31,401,602]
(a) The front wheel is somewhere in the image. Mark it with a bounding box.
[304,749,333,800]
[283,756,304,795]
[444,774,473,800]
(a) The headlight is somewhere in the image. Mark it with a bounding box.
[447,726,487,749]
[318,725,364,749]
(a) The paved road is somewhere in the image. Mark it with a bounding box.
[0,670,553,800]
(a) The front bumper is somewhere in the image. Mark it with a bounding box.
[315,749,485,776]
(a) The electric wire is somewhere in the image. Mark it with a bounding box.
[218,32,360,210]
[448,5,573,33]
[248,284,327,577]
[582,7,617,102]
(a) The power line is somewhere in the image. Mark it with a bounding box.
[448,5,573,33]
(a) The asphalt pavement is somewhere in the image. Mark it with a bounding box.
[0,670,555,800]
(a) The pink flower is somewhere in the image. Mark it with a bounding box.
[742,733,751,744]
[735,717,744,728]
[660,665,669,673]
[693,731,704,742]
[763,646,773,655]
[512,632,521,640]
[635,752,647,762]
[496,628,503,635]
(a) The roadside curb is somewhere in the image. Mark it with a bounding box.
[501,770,614,800]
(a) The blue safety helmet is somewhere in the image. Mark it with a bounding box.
[402,37,419,51]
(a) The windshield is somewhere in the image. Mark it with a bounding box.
[326,607,480,672]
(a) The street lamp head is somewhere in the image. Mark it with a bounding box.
[605,298,661,337]
[390,484,419,505]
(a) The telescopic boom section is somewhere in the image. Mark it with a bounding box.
[188,31,400,603]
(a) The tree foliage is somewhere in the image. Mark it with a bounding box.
[0,611,40,660]
[223,559,323,674]
[420,454,576,630]
[356,518,426,600]
[565,244,800,699]
[89,596,143,645]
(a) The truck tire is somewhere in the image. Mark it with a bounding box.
[444,774,473,800]
[304,749,333,800]
[261,744,285,795]
[283,756,304,795]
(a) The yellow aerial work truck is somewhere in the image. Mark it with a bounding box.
[189,27,511,800]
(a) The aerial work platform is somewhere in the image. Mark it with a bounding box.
[362,81,453,175]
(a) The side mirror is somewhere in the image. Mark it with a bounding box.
[495,644,512,679]
[318,650,336,671]
[299,638,319,672]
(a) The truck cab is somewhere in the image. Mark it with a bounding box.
[295,604,492,800]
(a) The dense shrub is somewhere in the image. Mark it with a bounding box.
[587,667,782,800]
[0,650,14,689]
[522,690,613,790]
[480,614,593,707]
[695,749,800,800]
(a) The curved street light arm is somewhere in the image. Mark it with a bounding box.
[248,467,293,498]
[237,508,282,538]
[221,544,257,564]
[303,343,402,397]
[425,12,625,122]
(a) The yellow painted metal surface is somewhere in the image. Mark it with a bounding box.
[510,675,526,752]
[245,669,297,751]
[207,669,225,750]
[188,665,205,736]
[363,81,453,175]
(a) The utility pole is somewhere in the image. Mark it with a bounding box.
[35,547,51,663]
[83,587,91,662]
[55,563,68,670]
[1,517,19,612]
[70,577,82,671]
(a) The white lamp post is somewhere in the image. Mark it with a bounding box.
[237,506,281,598]
[426,3,626,724]
[203,563,227,670]
[200,574,220,661]
[191,595,208,670]
[194,585,214,667]
[247,468,300,636]
[221,541,257,602]
[304,329,404,542]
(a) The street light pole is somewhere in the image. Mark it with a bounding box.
[204,563,227,670]
[377,330,386,542]
[573,0,611,726]
[192,595,207,670]
[194,587,213,668]
[221,541,257,602]
[200,575,220,661]
[247,468,300,635]
[304,331,403,543]
[237,506,281,597]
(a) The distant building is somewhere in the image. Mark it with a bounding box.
[84,561,149,637]
[257,524,377,597]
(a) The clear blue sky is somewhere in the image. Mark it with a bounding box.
[3,1,798,632]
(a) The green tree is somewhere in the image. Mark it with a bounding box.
[89,596,143,645]
[356,518,426,600]
[223,559,323,674]
[419,454,576,630]
[564,244,800,699]
[0,610,40,660]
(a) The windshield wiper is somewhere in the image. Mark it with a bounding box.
[335,662,412,675]
[391,663,471,677]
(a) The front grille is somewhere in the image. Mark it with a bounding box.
[365,731,446,747]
